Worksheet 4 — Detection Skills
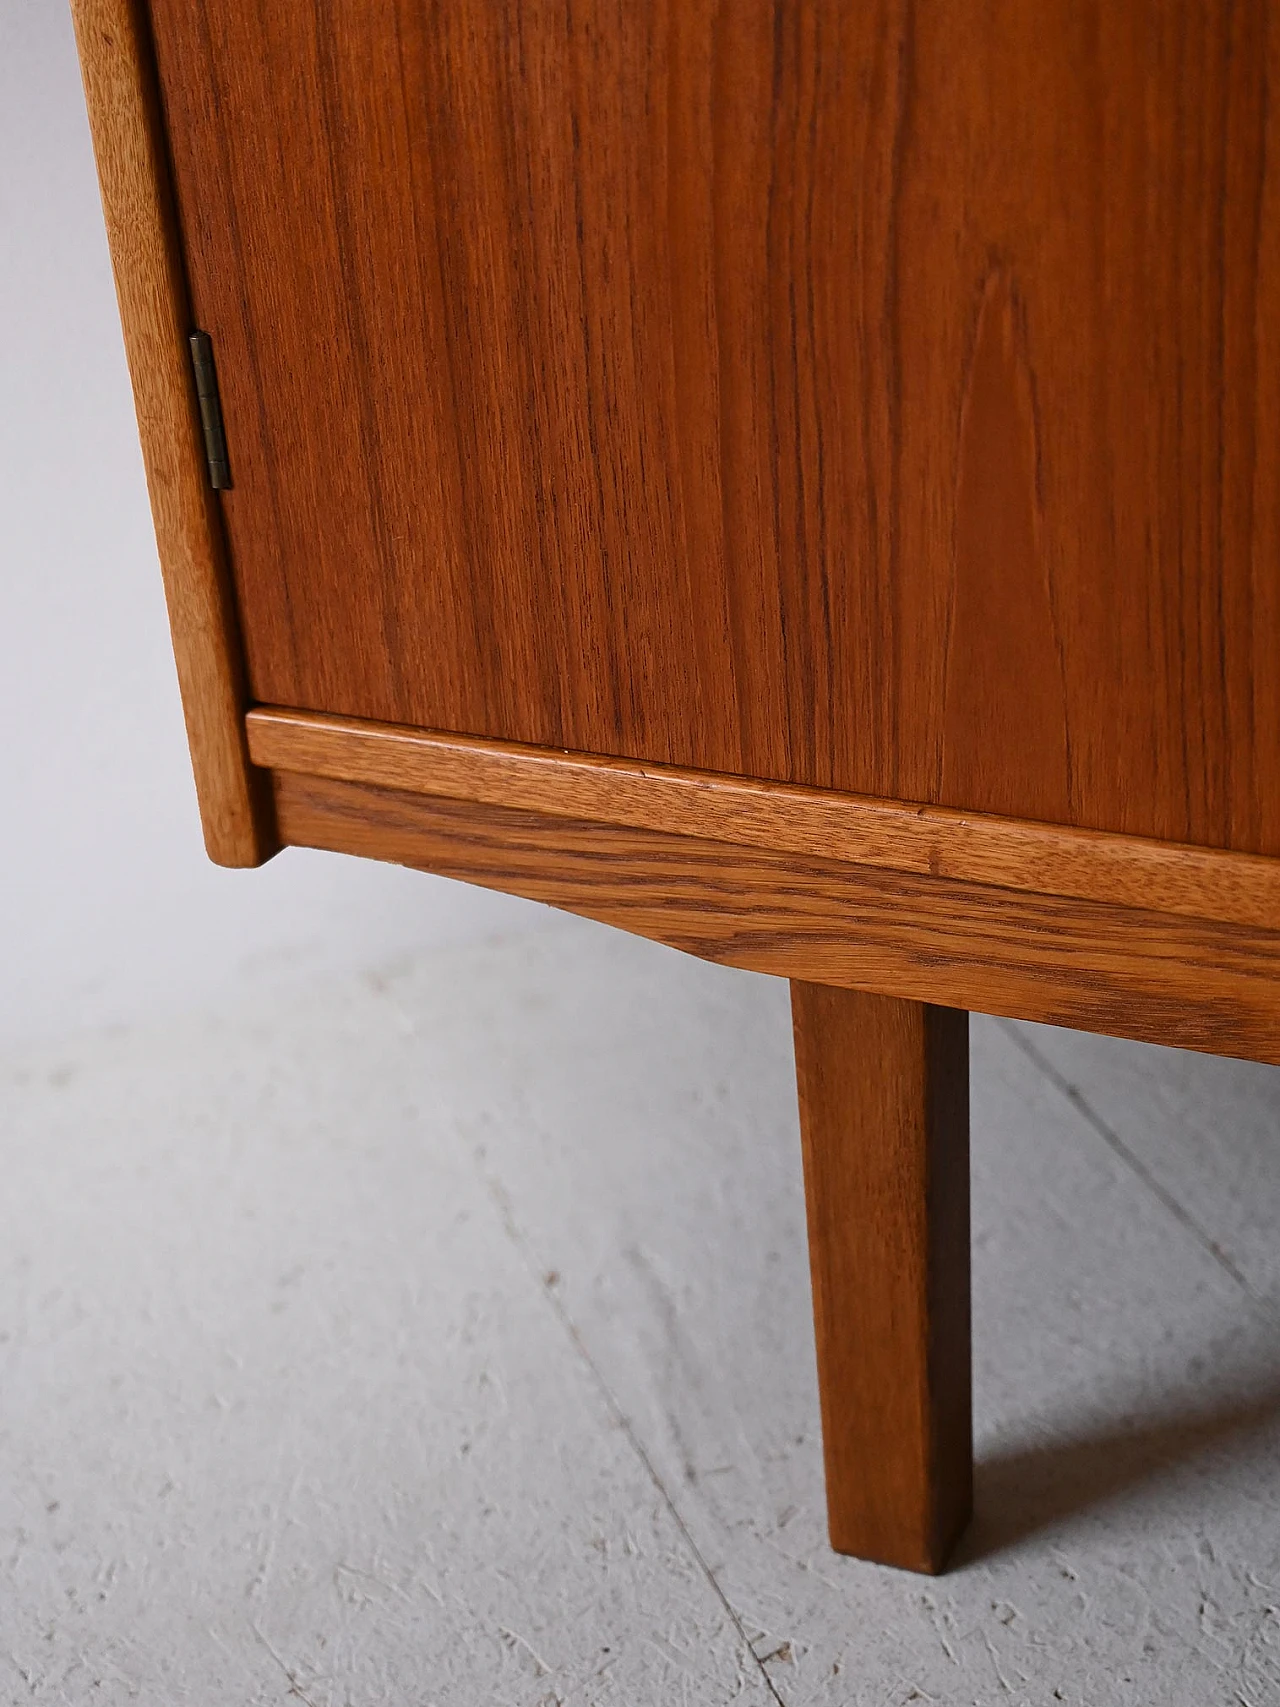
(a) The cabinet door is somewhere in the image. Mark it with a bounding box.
[148,0,1280,854]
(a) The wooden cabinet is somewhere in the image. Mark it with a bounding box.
[73,0,1280,1572]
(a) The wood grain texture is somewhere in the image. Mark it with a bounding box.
[147,0,1280,855]
[270,769,1280,1067]
[70,0,275,867]
[791,986,970,1572]
[248,707,1280,933]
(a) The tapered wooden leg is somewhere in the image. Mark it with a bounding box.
[790,983,972,1574]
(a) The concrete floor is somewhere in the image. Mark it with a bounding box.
[2,915,1279,1705]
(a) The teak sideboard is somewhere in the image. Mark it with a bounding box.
[73,0,1280,1573]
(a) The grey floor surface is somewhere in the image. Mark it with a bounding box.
[2,915,1279,1706]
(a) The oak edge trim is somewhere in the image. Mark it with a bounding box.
[246,706,1280,931]
[270,767,1280,1068]
[70,0,275,867]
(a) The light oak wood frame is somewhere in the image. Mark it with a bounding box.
[72,0,1280,1576]
[70,0,275,866]
[250,708,1280,1067]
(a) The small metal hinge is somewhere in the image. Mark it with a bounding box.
[189,329,232,491]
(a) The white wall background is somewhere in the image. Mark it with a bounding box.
[0,0,548,1046]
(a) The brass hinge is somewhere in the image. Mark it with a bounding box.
[188,329,232,491]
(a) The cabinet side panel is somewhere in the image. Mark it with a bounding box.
[70,0,275,867]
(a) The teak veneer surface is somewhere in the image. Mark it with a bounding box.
[147,0,1280,857]
[270,769,1280,1068]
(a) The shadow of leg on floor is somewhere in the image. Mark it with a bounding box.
[957,1354,1280,1565]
